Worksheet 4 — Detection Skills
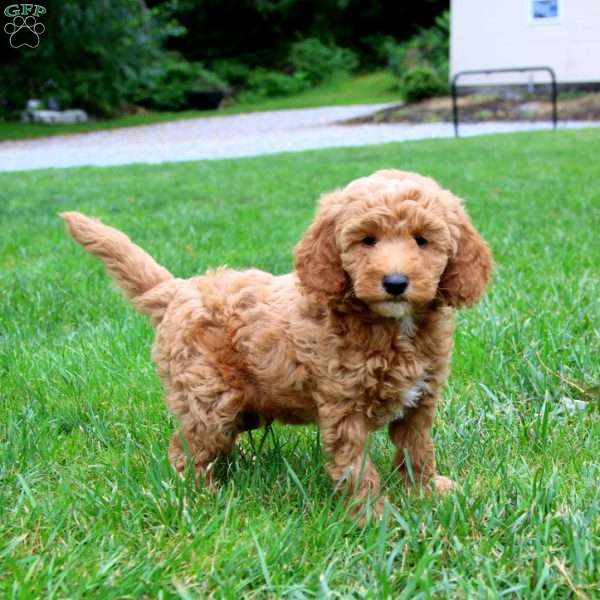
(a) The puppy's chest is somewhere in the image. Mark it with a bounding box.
[365,368,431,425]
[334,349,433,424]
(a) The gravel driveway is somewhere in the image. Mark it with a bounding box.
[1,103,598,172]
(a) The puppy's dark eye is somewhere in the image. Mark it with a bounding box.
[362,236,377,247]
[414,235,428,247]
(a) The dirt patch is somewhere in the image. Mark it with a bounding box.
[344,93,600,125]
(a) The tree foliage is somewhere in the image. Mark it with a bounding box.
[0,0,184,116]
[157,0,448,67]
[0,0,449,117]
[388,11,450,99]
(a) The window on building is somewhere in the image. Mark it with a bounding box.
[531,0,560,20]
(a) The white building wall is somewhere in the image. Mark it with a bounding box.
[450,0,600,85]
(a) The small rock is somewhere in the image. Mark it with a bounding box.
[560,397,588,412]
[519,101,542,116]
[31,109,89,124]
[46,97,61,111]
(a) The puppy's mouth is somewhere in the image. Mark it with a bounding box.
[371,299,412,319]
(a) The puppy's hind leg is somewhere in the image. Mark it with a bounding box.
[167,389,244,486]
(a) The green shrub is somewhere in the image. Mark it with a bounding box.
[288,38,358,85]
[242,69,309,99]
[388,10,449,101]
[400,66,446,102]
[232,39,357,101]
[189,67,230,94]
[361,34,398,66]
[128,54,229,110]
[128,55,194,110]
[211,60,252,91]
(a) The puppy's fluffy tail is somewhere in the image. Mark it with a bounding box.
[60,212,178,322]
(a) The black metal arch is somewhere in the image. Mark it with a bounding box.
[451,66,558,137]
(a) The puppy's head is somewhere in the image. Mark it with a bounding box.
[294,170,493,318]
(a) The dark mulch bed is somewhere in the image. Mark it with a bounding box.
[344,93,600,125]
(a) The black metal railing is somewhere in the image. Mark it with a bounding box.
[451,66,558,137]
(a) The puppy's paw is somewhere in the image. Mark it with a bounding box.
[349,494,388,526]
[431,474,457,494]
[370,494,388,519]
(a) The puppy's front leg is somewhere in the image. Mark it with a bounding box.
[388,398,456,494]
[319,412,383,517]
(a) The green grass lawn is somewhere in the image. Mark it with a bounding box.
[0,72,399,142]
[1,130,599,598]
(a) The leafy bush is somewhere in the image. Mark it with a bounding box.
[128,54,229,110]
[288,38,358,85]
[190,68,230,94]
[400,66,446,102]
[127,55,192,110]
[210,60,252,91]
[388,10,449,101]
[227,39,357,102]
[241,69,309,100]
[361,34,398,66]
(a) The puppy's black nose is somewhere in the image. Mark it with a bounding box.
[382,274,409,296]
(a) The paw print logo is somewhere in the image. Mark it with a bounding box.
[4,15,45,48]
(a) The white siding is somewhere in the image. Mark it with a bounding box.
[450,0,600,85]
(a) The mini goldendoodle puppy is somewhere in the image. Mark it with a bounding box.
[61,169,492,515]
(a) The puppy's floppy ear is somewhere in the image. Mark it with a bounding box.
[294,191,348,304]
[438,198,493,308]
